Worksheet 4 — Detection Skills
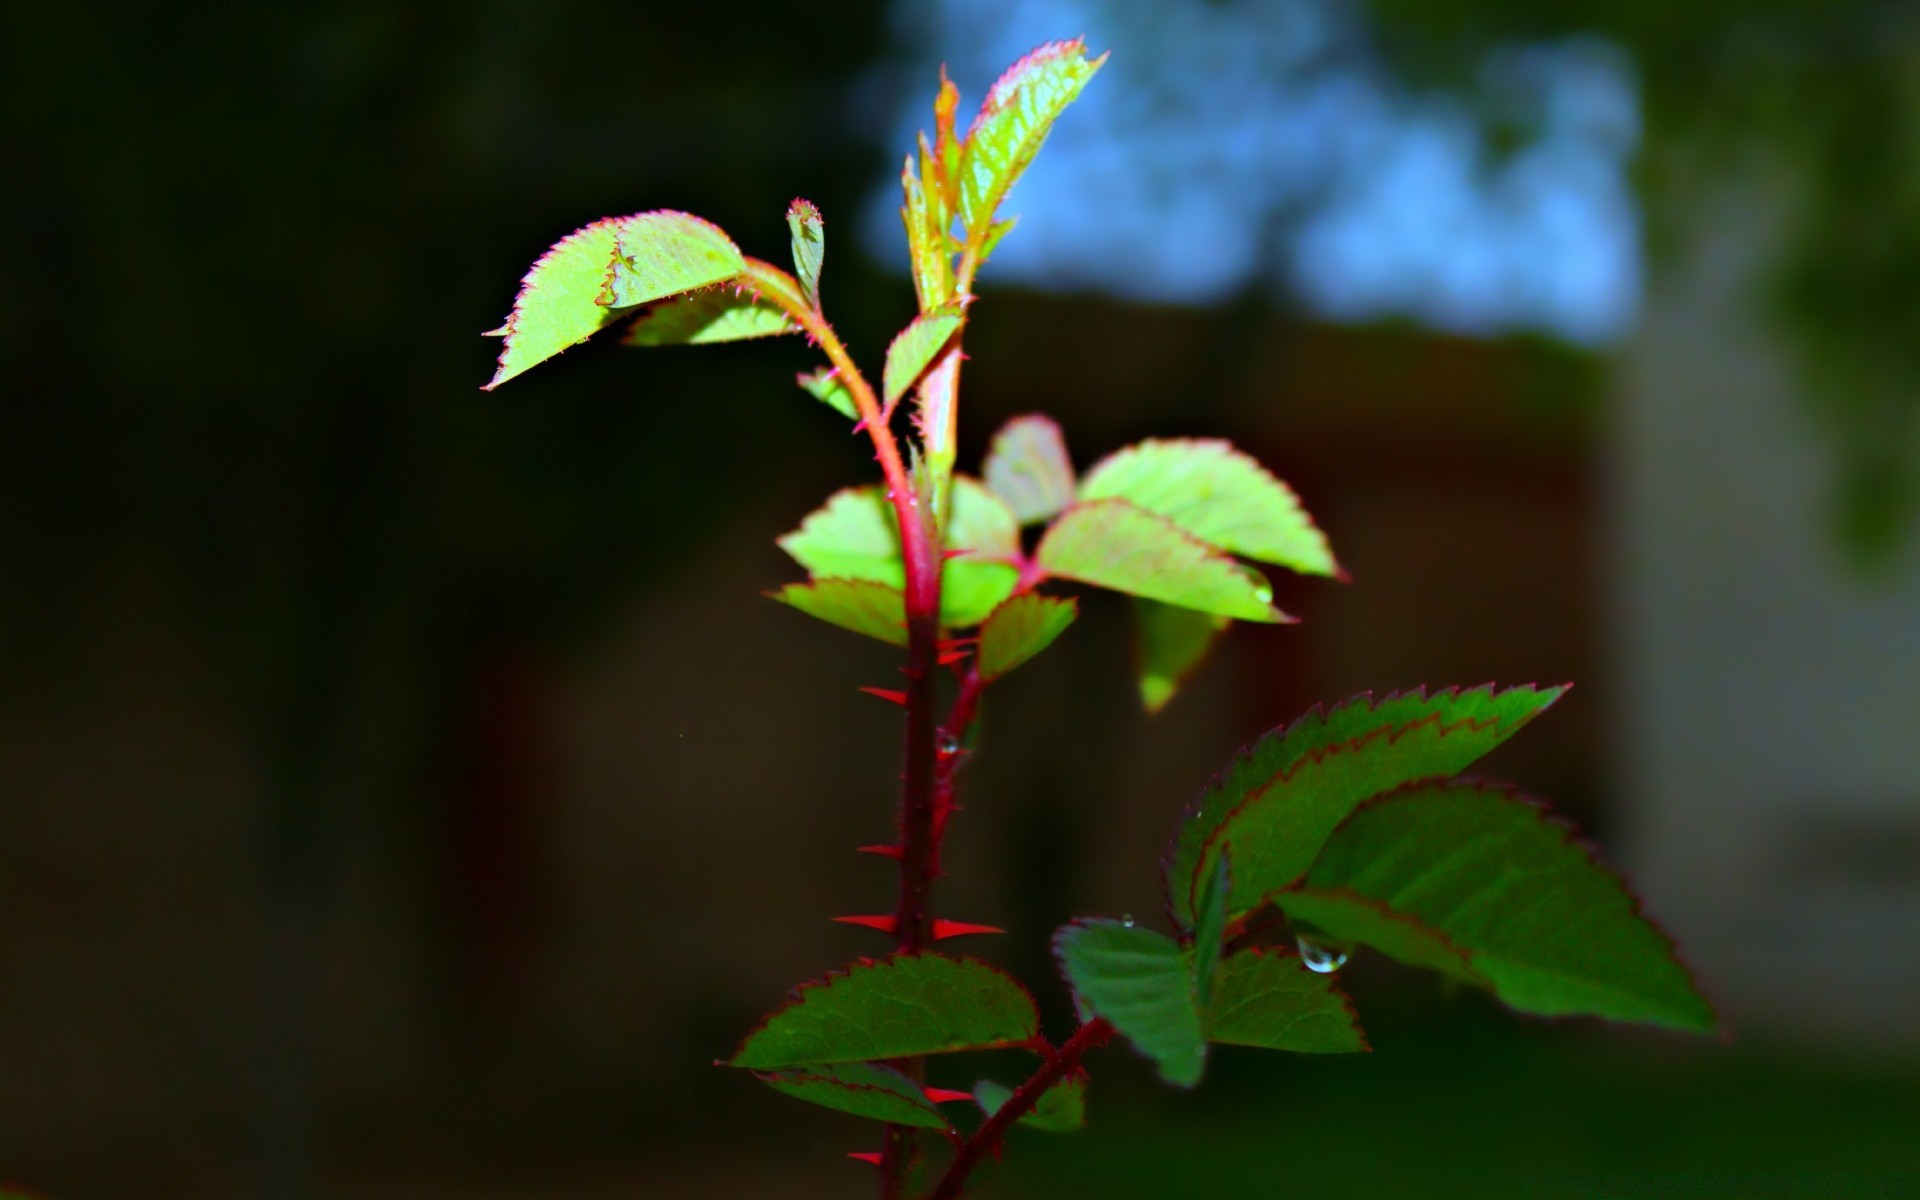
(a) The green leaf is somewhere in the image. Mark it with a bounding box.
[620,287,796,345]
[1037,500,1285,622]
[1163,685,1566,930]
[1206,948,1368,1053]
[1132,599,1230,713]
[1078,439,1338,577]
[787,198,825,308]
[757,1062,952,1130]
[771,578,905,645]
[1054,920,1205,1087]
[777,479,1018,628]
[956,40,1106,250]
[797,367,858,420]
[978,594,1077,681]
[1275,891,1481,984]
[729,953,1041,1070]
[1189,852,1231,1014]
[1286,782,1719,1033]
[974,1073,1088,1133]
[983,414,1076,525]
[883,307,964,409]
[484,210,746,389]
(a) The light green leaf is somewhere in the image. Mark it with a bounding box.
[771,578,905,646]
[1054,920,1205,1087]
[978,594,1077,681]
[1079,439,1338,577]
[974,1074,1087,1132]
[757,1062,952,1130]
[1205,948,1368,1053]
[1163,685,1566,930]
[777,479,1018,629]
[1037,500,1284,622]
[1287,782,1719,1034]
[796,367,858,420]
[729,953,1041,1069]
[787,198,824,308]
[956,40,1106,253]
[1190,852,1231,1014]
[1133,599,1230,713]
[983,414,1076,525]
[484,210,747,389]
[620,287,797,345]
[883,307,964,409]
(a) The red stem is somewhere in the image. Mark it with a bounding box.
[925,1019,1114,1200]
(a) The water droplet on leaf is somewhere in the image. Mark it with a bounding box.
[1296,934,1351,973]
[1120,914,1135,928]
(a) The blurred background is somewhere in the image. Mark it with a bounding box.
[3,0,1917,1196]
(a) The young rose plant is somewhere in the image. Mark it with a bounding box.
[485,39,1717,1200]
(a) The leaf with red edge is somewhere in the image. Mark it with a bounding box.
[883,306,965,411]
[1163,685,1566,930]
[956,40,1106,258]
[1079,438,1339,577]
[1205,947,1368,1053]
[771,578,906,646]
[1282,781,1719,1034]
[729,953,1041,1070]
[1132,598,1230,713]
[1038,500,1286,622]
[974,1072,1088,1132]
[787,198,825,308]
[983,414,1076,525]
[621,286,796,346]
[978,594,1077,681]
[756,1061,954,1130]
[483,210,747,388]
[1054,919,1206,1087]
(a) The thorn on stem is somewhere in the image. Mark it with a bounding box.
[847,1151,884,1166]
[931,920,1004,940]
[859,686,909,705]
[858,843,905,860]
[832,915,897,934]
[922,1087,975,1104]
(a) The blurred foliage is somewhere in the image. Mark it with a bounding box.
[1362,0,1920,562]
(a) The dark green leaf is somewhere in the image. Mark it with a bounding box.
[1133,599,1230,713]
[1163,685,1566,929]
[1054,920,1205,1087]
[787,198,824,308]
[974,1073,1088,1132]
[1079,439,1338,576]
[983,414,1076,525]
[1037,500,1285,622]
[978,593,1077,681]
[620,287,796,345]
[883,307,964,408]
[1287,782,1718,1033]
[484,210,746,388]
[771,578,905,645]
[757,1062,952,1130]
[1190,852,1231,1014]
[956,40,1105,252]
[1206,948,1368,1053]
[729,953,1041,1070]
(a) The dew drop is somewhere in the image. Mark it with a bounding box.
[936,732,961,755]
[1120,915,1135,928]
[1296,934,1351,973]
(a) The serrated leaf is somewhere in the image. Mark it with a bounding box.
[883,308,964,410]
[901,151,956,310]
[757,1062,952,1130]
[797,367,858,420]
[1163,685,1566,930]
[1190,853,1230,1014]
[983,414,1076,525]
[787,198,824,308]
[621,287,797,345]
[778,479,1018,628]
[956,40,1105,255]
[1079,439,1338,577]
[1037,500,1284,622]
[1133,599,1230,713]
[978,594,1077,681]
[484,211,746,388]
[771,578,905,645]
[1286,782,1718,1033]
[1054,920,1205,1087]
[729,953,1041,1070]
[974,1073,1087,1132]
[1206,948,1368,1053]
